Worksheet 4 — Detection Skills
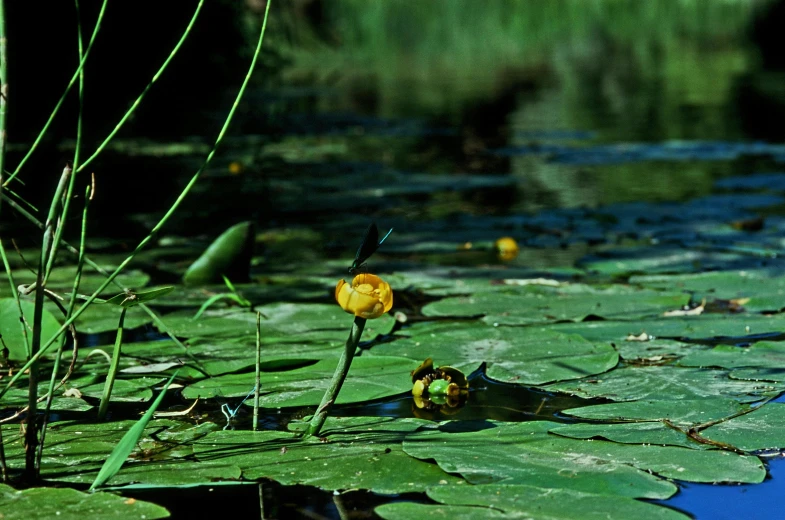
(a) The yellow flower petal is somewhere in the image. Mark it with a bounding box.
[335,273,394,319]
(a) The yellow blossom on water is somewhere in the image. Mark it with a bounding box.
[494,236,519,261]
[335,273,393,319]
[228,161,245,175]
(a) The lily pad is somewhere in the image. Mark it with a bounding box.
[545,313,785,343]
[563,399,746,426]
[422,284,690,325]
[403,421,765,486]
[578,246,753,277]
[182,355,420,407]
[1,420,237,487]
[377,483,690,520]
[702,403,785,452]
[0,384,93,412]
[631,271,785,313]
[0,266,151,299]
[373,325,618,385]
[192,416,464,494]
[0,297,62,361]
[679,341,785,370]
[549,422,709,449]
[544,366,782,403]
[0,484,169,519]
[74,302,154,334]
[147,278,329,307]
[154,303,393,340]
[71,376,160,403]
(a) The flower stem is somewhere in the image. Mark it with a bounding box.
[305,316,366,437]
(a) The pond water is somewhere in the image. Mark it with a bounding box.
[4,1,785,519]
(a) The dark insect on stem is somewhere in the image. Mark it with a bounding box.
[349,222,393,274]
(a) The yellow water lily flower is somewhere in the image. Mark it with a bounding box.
[335,273,393,319]
[494,236,519,261]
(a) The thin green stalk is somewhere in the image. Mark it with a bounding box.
[45,0,200,282]
[0,0,8,216]
[254,312,261,431]
[38,183,91,471]
[305,316,366,437]
[0,192,204,370]
[3,0,107,186]
[25,164,72,481]
[0,239,31,358]
[0,0,272,400]
[76,0,204,174]
[43,0,88,282]
[97,306,126,420]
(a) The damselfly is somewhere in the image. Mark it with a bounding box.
[219,385,257,430]
[349,222,393,274]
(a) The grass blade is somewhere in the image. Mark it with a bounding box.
[89,371,178,491]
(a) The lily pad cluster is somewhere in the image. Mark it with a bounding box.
[4,173,785,519]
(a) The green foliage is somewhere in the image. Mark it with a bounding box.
[90,372,178,490]
[378,483,689,520]
[0,298,60,361]
[0,484,169,519]
[183,222,255,286]
[373,325,618,385]
[193,276,251,320]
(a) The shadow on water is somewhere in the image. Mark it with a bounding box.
[117,373,608,520]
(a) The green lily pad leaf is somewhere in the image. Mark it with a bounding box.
[372,325,618,385]
[0,484,169,519]
[120,361,184,374]
[545,366,782,403]
[98,461,242,488]
[579,246,748,277]
[385,267,582,297]
[613,338,702,363]
[0,297,61,361]
[87,335,342,378]
[184,221,255,285]
[403,421,765,487]
[549,422,707,449]
[104,286,176,308]
[679,341,785,369]
[74,302,153,334]
[154,303,393,340]
[150,277,330,307]
[631,271,785,312]
[192,417,463,494]
[377,483,690,520]
[0,385,93,412]
[1,420,236,487]
[563,399,746,426]
[730,368,785,382]
[422,284,690,325]
[0,266,151,299]
[545,313,785,343]
[182,355,419,407]
[703,403,785,451]
[73,377,160,402]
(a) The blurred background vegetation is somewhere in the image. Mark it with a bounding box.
[2,0,784,238]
